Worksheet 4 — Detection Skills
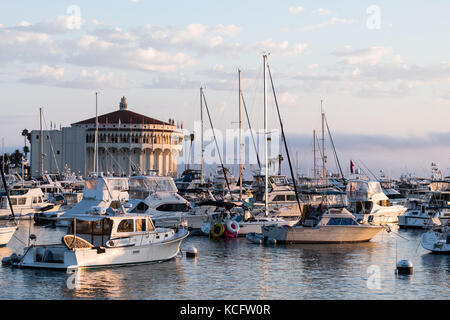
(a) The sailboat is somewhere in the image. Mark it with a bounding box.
[234,56,299,236]
[246,63,384,244]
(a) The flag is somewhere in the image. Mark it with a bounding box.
[350,160,354,174]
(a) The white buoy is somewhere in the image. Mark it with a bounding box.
[186,247,198,258]
[397,260,413,275]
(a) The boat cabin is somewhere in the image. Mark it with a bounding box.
[67,215,156,247]
[0,188,48,210]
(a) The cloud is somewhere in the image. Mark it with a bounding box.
[289,6,305,14]
[278,92,299,107]
[334,46,392,66]
[142,74,200,89]
[135,23,243,55]
[11,15,85,34]
[255,39,308,56]
[300,17,356,31]
[66,35,196,73]
[313,8,332,16]
[0,28,60,64]
[21,65,131,89]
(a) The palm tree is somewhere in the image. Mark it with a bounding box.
[21,129,29,159]
[10,150,23,168]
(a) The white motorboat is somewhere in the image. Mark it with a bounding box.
[251,174,302,219]
[0,187,61,219]
[126,175,190,228]
[6,213,189,270]
[237,215,297,236]
[247,207,384,244]
[398,196,450,229]
[421,224,450,254]
[51,174,129,227]
[346,175,407,224]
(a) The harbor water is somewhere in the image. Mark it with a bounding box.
[0,220,448,300]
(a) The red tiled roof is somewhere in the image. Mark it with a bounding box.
[71,109,170,126]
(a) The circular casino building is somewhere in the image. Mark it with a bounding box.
[30,97,183,177]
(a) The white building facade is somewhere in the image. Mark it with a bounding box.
[30,97,183,178]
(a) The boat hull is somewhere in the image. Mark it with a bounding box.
[259,225,383,244]
[353,208,404,225]
[16,229,189,270]
[398,215,446,229]
[238,220,297,236]
[421,231,450,254]
[0,226,17,246]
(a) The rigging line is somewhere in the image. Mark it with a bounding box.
[103,147,126,175]
[324,115,345,181]
[357,158,380,182]
[241,91,262,170]
[201,90,234,200]
[267,64,303,219]
[353,159,370,177]
[42,112,61,176]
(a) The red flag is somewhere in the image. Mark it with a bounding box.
[350,160,354,174]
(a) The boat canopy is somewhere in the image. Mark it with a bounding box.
[429,181,450,192]
[83,177,129,201]
[129,176,177,199]
[346,180,387,201]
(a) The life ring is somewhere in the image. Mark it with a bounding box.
[210,223,225,238]
[226,220,239,234]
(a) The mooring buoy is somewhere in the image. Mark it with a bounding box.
[186,247,198,258]
[396,260,413,275]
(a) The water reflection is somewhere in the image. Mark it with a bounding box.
[0,222,448,299]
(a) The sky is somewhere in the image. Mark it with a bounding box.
[1,0,450,179]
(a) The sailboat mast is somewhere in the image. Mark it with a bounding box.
[1,138,4,174]
[40,107,44,176]
[94,92,99,174]
[263,54,269,216]
[321,100,326,184]
[239,69,243,201]
[200,87,205,184]
[313,129,317,183]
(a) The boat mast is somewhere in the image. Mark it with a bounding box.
[1,138,4,175]
[239,69,243,201]
[40,107,44,177]
[313,129,317,183]
[200,87,204,184]
[94,92,99,174]
[263,54,269,216]
[321,100,326,185]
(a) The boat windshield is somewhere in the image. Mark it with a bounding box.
[270,176,288,186]
[9,189,29,196]
[326,217,358,226]
[129,177,177,199]
[69,219,113,236]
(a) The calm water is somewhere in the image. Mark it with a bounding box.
[0,220,448,300]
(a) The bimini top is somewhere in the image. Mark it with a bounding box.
[129,176,178,200]
[346,179,388,201]
[83,176,129,202]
